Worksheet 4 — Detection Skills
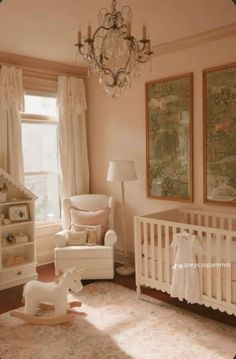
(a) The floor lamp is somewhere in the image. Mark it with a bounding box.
[107,160,137,275]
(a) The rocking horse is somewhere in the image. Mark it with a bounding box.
[11,267,85,325]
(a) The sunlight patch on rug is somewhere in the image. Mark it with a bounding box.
[0,281,235,359]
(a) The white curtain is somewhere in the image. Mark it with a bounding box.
[58,76,89,200]
[0,65,24,183]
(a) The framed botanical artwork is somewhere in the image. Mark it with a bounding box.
[8,205,29,222]
[145,73,193,202]
[203,63,236,206]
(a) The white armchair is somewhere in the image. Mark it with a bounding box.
[54,194,117,280]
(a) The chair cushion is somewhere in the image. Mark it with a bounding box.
[55,245,113,259]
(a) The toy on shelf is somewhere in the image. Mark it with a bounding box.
[6,233,15,244]
[0,214,11,226]
[15,233,28,244]
[5,254,25,267]
[3,233,29,245]
[5,255,15,267]
[3,218,11,225]
[14,255,25,265]
[11,267,85,325]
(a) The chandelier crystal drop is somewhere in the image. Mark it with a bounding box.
[75,0,153,98]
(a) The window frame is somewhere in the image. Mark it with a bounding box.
[21,90,61,226]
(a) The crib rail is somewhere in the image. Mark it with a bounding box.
[182,208,236,231]
[134,212,236,316]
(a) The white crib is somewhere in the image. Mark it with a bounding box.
[134,208,236,316]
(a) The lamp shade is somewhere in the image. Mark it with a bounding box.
[107,160,137,182]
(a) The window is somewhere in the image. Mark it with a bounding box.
[22,92,60,223]
[24,94,57,117]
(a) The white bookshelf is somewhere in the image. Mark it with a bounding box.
[0,169,38,290]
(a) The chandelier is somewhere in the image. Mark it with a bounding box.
[75,0,153,97]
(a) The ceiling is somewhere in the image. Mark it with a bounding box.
[0,0,235,65]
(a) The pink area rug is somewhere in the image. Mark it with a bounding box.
[0,281,235,359]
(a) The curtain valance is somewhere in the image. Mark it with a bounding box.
[0,65,24,111]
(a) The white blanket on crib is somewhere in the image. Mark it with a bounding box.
[170,231,205,304]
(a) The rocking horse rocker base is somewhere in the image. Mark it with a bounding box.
[11,301,85,325]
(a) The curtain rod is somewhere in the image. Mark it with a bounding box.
[0,61,87,79]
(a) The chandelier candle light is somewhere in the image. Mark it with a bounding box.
[75,0,153,97]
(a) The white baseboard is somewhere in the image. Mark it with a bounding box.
[36,249,54,266]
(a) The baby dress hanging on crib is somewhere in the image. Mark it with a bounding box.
[170,231,205,304]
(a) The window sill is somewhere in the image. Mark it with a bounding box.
[36,220,61,228]
[35,221,62,237]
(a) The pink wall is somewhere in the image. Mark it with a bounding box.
[87,35,236,258]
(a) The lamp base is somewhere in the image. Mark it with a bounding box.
[116,265,135,276]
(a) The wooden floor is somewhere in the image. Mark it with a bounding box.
[0,263,235,327]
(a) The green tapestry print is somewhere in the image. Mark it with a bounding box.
[205,65,236,204]
[146,74,192,201]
